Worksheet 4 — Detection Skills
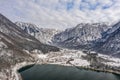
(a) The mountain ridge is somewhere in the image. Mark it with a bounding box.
[95,21,120,57]
[15,21,60,44]
[52,23,111,49]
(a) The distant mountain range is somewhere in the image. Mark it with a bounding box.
[15,20,120,57]
[52,23,111,49]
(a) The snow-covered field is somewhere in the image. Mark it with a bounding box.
[98,54,120,67]
[9,49,120,80]
[36,49,90,67]
[36,49,120,68]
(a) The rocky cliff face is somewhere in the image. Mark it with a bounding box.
[15,22,60,44]
[95,21,120,57]
[52,23,110,49]
[0,13,59,80]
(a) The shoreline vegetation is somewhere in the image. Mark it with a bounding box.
[78,66,120,75]
[65,63,120,75]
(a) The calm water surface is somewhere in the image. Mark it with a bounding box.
[20,64,120,80]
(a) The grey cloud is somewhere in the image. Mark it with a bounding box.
[0,0,120,29]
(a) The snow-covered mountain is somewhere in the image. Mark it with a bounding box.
[52,23,111,49]
[1,13,120,80]
[0,13,59,80]
[15,22,60,44]
[95,21,120,57]
[0,16,59,53]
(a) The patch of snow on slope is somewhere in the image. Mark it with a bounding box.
[36,49,90,67]
[98,54,120,67]
[38,54,47,59]
[70,59,90,66]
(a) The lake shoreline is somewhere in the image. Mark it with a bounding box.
[78,66,120,75]
[18,62,120,75]
[19,63,120,80]
[55,64,120,75]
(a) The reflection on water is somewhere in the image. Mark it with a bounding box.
[20,64,120,80]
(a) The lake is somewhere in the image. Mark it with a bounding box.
[20,64,120,80]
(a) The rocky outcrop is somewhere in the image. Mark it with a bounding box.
[95,21,120,57]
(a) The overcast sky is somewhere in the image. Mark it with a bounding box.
[0,0,120,29]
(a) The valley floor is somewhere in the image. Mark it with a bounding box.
[8,49,120,80]
[35,49,120,74]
